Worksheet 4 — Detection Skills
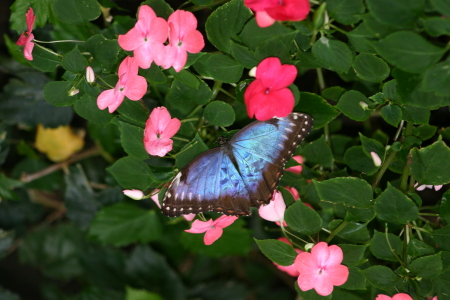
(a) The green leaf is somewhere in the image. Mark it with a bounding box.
[410,141,450,185]
[142,0,174,19]
[230,41,259,68]
[421,59,450,97]
[53,0,101,24]
[322,86,346,102]
[352,54,390,83]
[329,220,371,243]
[359,133,385,159]
[370,230,402,261]
[401,105,430,125]
[169,69,199,88]
[89,202,162,246]
[361,265,401,291]
[119,121,148,160]
[61,45,89,73]
[44,81,78,106]
[433,226,450,251]
[302,135,334,168]
[314,177,373,208]
[28,46,61,72]
[430,0,450,16]
[74,94,114,125]
[140,63,167,84]
[205,0,252,53]
[441,190,450,223]
[239,20,293,50]
[116,99,149,127]
[340,267,367,290]
[175,134,209,170]
[365,0,424,26]
[295,92,339,129]
[412,125,437,141]
[285,201,322,235]
[64,165,101,229]
[344,146,378,175]
[0,173,22,200]
[126,287,163,300]
[381,104,402,127]
[203,101,235,127]
[336,90,372,121]
[424,17,450,37]
[407,238,435,258]
[409,252,442,279]
[86,35,120,72]
[312,37,353,73]
[166,78,212,107]
[254,239,298,266]
[205,54,244,83]
[339,244,368,267]
[108,156,153,191]
[372,31,445,74]
[374,183,419,224]
[326,0,365,25]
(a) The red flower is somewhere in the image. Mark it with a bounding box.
[16,7,36,61]
[244,0,310,27]
[118,5,168,69]
[376,294,413,300]
[185,215,238,245]
[244,57,297,121]
[143,107,181,157]
[295,242,349,296]
[285,155,304,174]
[97,56,148,113]
[159,10,204,72]
[274,237,303,276]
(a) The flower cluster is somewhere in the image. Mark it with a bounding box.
[244,57,297,121]
[185,215,238,245]
[16,7,36,61]
[244,0,310,28]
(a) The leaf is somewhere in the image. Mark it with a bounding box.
[352,54,390,83]
[336,90,372,121]
[326,0,365,25]
[329,220,371,243]
[421,59,450,97]
[74,94,114,125]
[295,92,339,129]
[433,226,450,251]
[285,201,322,235]
[61,45,89,73]
[44,81,78,107]
[410,141,450,185]
[374,183,419,224]
[166,78,212,107]
[344,146,378,175]
[119,121,148,160]
[108,156,153,191]
[28,46,61,72]
[365,0,424,26]
[314,177,373,208]
[205,54,244,83]
[125,287,163,300]
[312,37,353,73]
[339,244,368,267]
[35,124,84,162]
[203,101,235,127]
[361,265,401,291]
[86,35,120,72]
[302,135,334,168]
[53,0,101,24]
[89,202,162,246]
[175,134,209,170]
[407,238,435,258]
[381,104,402,127]
[254,239,298,266]
[205,0,252,53]
[239,19,293,50]
[372,31,445,74]
[370,230,402,261]
[409,252,443,279]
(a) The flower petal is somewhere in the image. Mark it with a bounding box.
[124,75,147,100]
[204,226,223,245]
[258,191,286,222]
[313,275,335,296]
[97,89,124,113]
[185,219,213,233]
[118,27,144,51]
[325,244,344,266]
[159,118,181,139]
[265,0,310,22]
[257,57,297,90]
[285,155,303,174]
[213,215,238,228]
[144,138,173,157]
[255,11,276,27]
[325,264,349,286]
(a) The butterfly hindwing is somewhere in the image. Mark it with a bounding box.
[162,112,313,217]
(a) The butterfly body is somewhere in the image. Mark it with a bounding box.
[162,112,313,217]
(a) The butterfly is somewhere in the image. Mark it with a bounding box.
[162,112,313,217]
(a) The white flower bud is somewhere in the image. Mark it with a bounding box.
[249,66,257,77]
[86,66,95,83]
[370,151,382,167]
[69,88,79,96]
[123,189,144,200]
[359,101,368,110]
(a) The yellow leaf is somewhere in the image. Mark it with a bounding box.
[35,124,85,162]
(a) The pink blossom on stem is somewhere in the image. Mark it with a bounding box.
[285,155,304,174]
[159,10,205,72]
[143,107,181,157]
[185,215,238,245]
[274,237,303,276]
[295,242,349,296]
[244,57,297,121]
[376,293,413,300]
[16,7,36,61]
[259,190,287,226]
[244,0,310,28]
[118,5,168,69]
[97,56,148,113]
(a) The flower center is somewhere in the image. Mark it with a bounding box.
[265,88,271,95]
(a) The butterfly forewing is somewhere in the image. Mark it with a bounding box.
[162,112,313,217]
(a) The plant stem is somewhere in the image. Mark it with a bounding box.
[372,148,398,191]
[325,221,348,243]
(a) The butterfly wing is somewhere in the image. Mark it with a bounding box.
[162,148,253,216]
[230,112,313,206]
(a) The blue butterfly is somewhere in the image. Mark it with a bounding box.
[162,112,313,216]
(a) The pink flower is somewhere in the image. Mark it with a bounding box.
[427,297,438,300]
[286,186,300,200]
[244,57,297,121]
[285,155,304,174]
[274,237,303,276]
[118,5,168,69]
[244,0,310,28]
[259,190,286,226]
[123,189,145,200]
[16,7,36,61]
[370,151,382,167]
[376,293,413,300]
[159,10,204,72]
[295,242,349,296]
[97,56,148,113]
[143,107,181,157]
[185,215,238,245]
[415,183,443,191]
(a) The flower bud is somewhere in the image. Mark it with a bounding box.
[304,243,315,252]
[69,88,79,96]
[359,101,368,110]
[370,151,382,167]
[249,66,257,77]
[86,66,95,83]
[123,189,144,200]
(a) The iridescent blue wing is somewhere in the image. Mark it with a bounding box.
[162,112,313,217]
